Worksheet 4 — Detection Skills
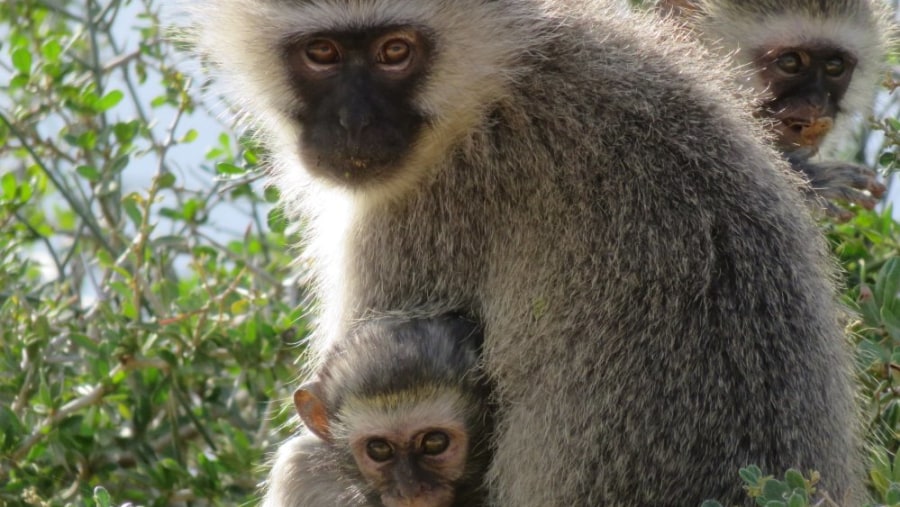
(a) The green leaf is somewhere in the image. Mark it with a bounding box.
[96,90,124,111]
[893,449,900,482]
[886,484,900,506]
[783,469,805,491]
[874,257,900,308]
[77,130,98,150]
[787,492,806,507]
[181,128,198,143]
[1,172,17,200]
[152,235,186,250]
[17,179,33,202]
[857,284,882,328]
[761,479,789,500]
[267,207,287,234]
[69,333,99,353]
[264,186,280,203]
[93,486,112,507]
[183,198,204,222]
[122,193,143,228]
[12,47,32,75]
[76,165,101,182]
[157,172,176,189]
[740,465,763,485]
[110,154,130,174]
[216,162,245,175]
[9,74,28,90]
[113,120,139,144]
[40,39,62,61]
[159,207,182,221]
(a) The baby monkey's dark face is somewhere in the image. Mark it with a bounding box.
[281,26,434,187]
[348,404,470,507]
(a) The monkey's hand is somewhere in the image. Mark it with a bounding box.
[788,155,886,222]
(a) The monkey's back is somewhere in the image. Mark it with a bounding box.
[316,9,859,507]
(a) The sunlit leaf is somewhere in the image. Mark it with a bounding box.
[12,47,31,75]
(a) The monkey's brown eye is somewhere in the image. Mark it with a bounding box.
[824,57,845,77]
[366,439,394,462]
[775,52,802,74]
[376,38,412,66]
[421,431,450,455]
[306,39,340,65]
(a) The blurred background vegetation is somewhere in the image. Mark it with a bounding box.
[0,0,899,506]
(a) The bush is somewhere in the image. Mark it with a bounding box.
[0,1,303,504]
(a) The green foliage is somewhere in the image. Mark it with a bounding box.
[702,467,821,507]
[0,0,303,505]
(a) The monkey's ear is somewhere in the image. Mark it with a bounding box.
[294,382,332,442]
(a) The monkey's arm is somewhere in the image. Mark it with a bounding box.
[261,435,372,507]
[788,154,886,222]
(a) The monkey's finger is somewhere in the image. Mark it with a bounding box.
[811,162,883,193]
[868,180,887,199]
[813,185,880,210]
[815,199,854,223]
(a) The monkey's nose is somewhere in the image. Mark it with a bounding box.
[338,107,372,135]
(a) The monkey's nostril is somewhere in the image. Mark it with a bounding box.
[338,108,373,132]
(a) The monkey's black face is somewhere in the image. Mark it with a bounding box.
[282,27,432,187]
[753,45,856,156]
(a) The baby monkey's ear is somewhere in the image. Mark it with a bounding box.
[294,381,332,442]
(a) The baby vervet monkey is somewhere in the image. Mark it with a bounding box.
[263,315,491,507]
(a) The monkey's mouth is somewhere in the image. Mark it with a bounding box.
[775,117,833,152]
[301,149,402,187]
[381,488,455,507]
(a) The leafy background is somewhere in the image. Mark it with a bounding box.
[0,1,899,506]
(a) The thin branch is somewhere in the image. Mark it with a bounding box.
[0,112,117,256]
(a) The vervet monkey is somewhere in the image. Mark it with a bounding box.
[656,0,890,220]
[263,316,490,507]
[188,0,860,504]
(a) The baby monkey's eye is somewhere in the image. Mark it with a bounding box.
[775,52,802,74]
[366,439,394,462]
[421,431,450,455]
[824,57,845,77]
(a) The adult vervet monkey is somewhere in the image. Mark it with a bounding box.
[187,0,859,505]
[657,0,890,220]
[264,316,490,507]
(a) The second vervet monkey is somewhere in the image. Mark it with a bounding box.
[657,0,890,220]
